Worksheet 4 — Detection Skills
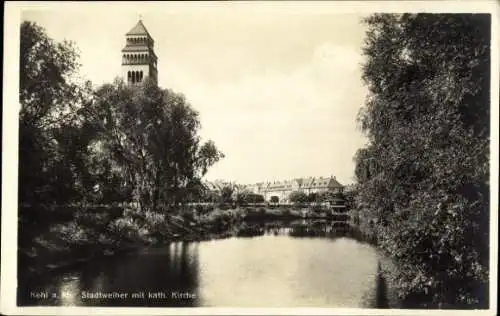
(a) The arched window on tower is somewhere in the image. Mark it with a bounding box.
[128,71,132,83]
[131,71,136,83]
[140,71,143,81]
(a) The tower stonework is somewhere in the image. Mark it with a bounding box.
[121,20,158,85]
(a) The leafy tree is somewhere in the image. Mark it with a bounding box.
[355,14,490,308]
[247,193,265,204]
[202,190,220,204]
[270,196,279,205]
[289,191,308,204]
[92,78,224,212]
[183,178,205,203]
[343,189,356,209]
[219,185,234,204]
[235,192,246,205]
[318,191,345,205]
[19,21,96,205]
[236,190,253,205]
[254,194,265,204]
[236,192,265,205]
[307,193,319,203]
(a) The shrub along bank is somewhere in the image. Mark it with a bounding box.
[19,203,353,279]
[18,205,239,279]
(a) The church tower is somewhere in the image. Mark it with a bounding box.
[121,19,158,85]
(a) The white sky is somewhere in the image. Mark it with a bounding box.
[21,3,370,185]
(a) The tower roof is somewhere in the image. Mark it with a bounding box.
[126,20,151,37]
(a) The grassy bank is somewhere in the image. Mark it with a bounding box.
[19,204,351,279]
[18,206,236,279]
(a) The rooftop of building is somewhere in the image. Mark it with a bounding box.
[126,20,152,37]
[203,176,344,191]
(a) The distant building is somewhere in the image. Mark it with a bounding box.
[245,176,344,203]
[202,176,344,203]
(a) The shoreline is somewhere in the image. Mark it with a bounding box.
[18,210,354,282]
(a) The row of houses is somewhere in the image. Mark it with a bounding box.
[203,176,345,203]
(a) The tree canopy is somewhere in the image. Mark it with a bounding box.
[355,13,490,308]
[289,191,308,204]
[19,21,95,205]
[19,21,224,213]
[270,196,279,204]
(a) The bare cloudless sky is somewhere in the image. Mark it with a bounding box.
[21,3,370,185]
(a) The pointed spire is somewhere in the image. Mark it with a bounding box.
[126,19,151,37]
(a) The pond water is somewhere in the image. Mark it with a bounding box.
[18,220,399,308]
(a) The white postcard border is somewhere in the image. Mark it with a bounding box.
[2,1,499,315]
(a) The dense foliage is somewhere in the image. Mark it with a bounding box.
[19,21,223,213]
[19,21,95,205]
[91,79,224,212]
[288,190,345,205]
[354,14,490,308]
[288,191,309,204]
[18,20,226,277]
[235,192,265,205]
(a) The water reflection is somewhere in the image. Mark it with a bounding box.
[58,275,81,305]
[18,220,396,307]
[375,262,390,308]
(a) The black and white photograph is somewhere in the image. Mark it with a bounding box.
[1,1,499,315]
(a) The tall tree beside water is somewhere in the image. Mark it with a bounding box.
[19,21,96,206]
[92,79,224,212]
[355,14,490,308]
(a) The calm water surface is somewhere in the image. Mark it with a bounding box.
[18,221,398,307]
